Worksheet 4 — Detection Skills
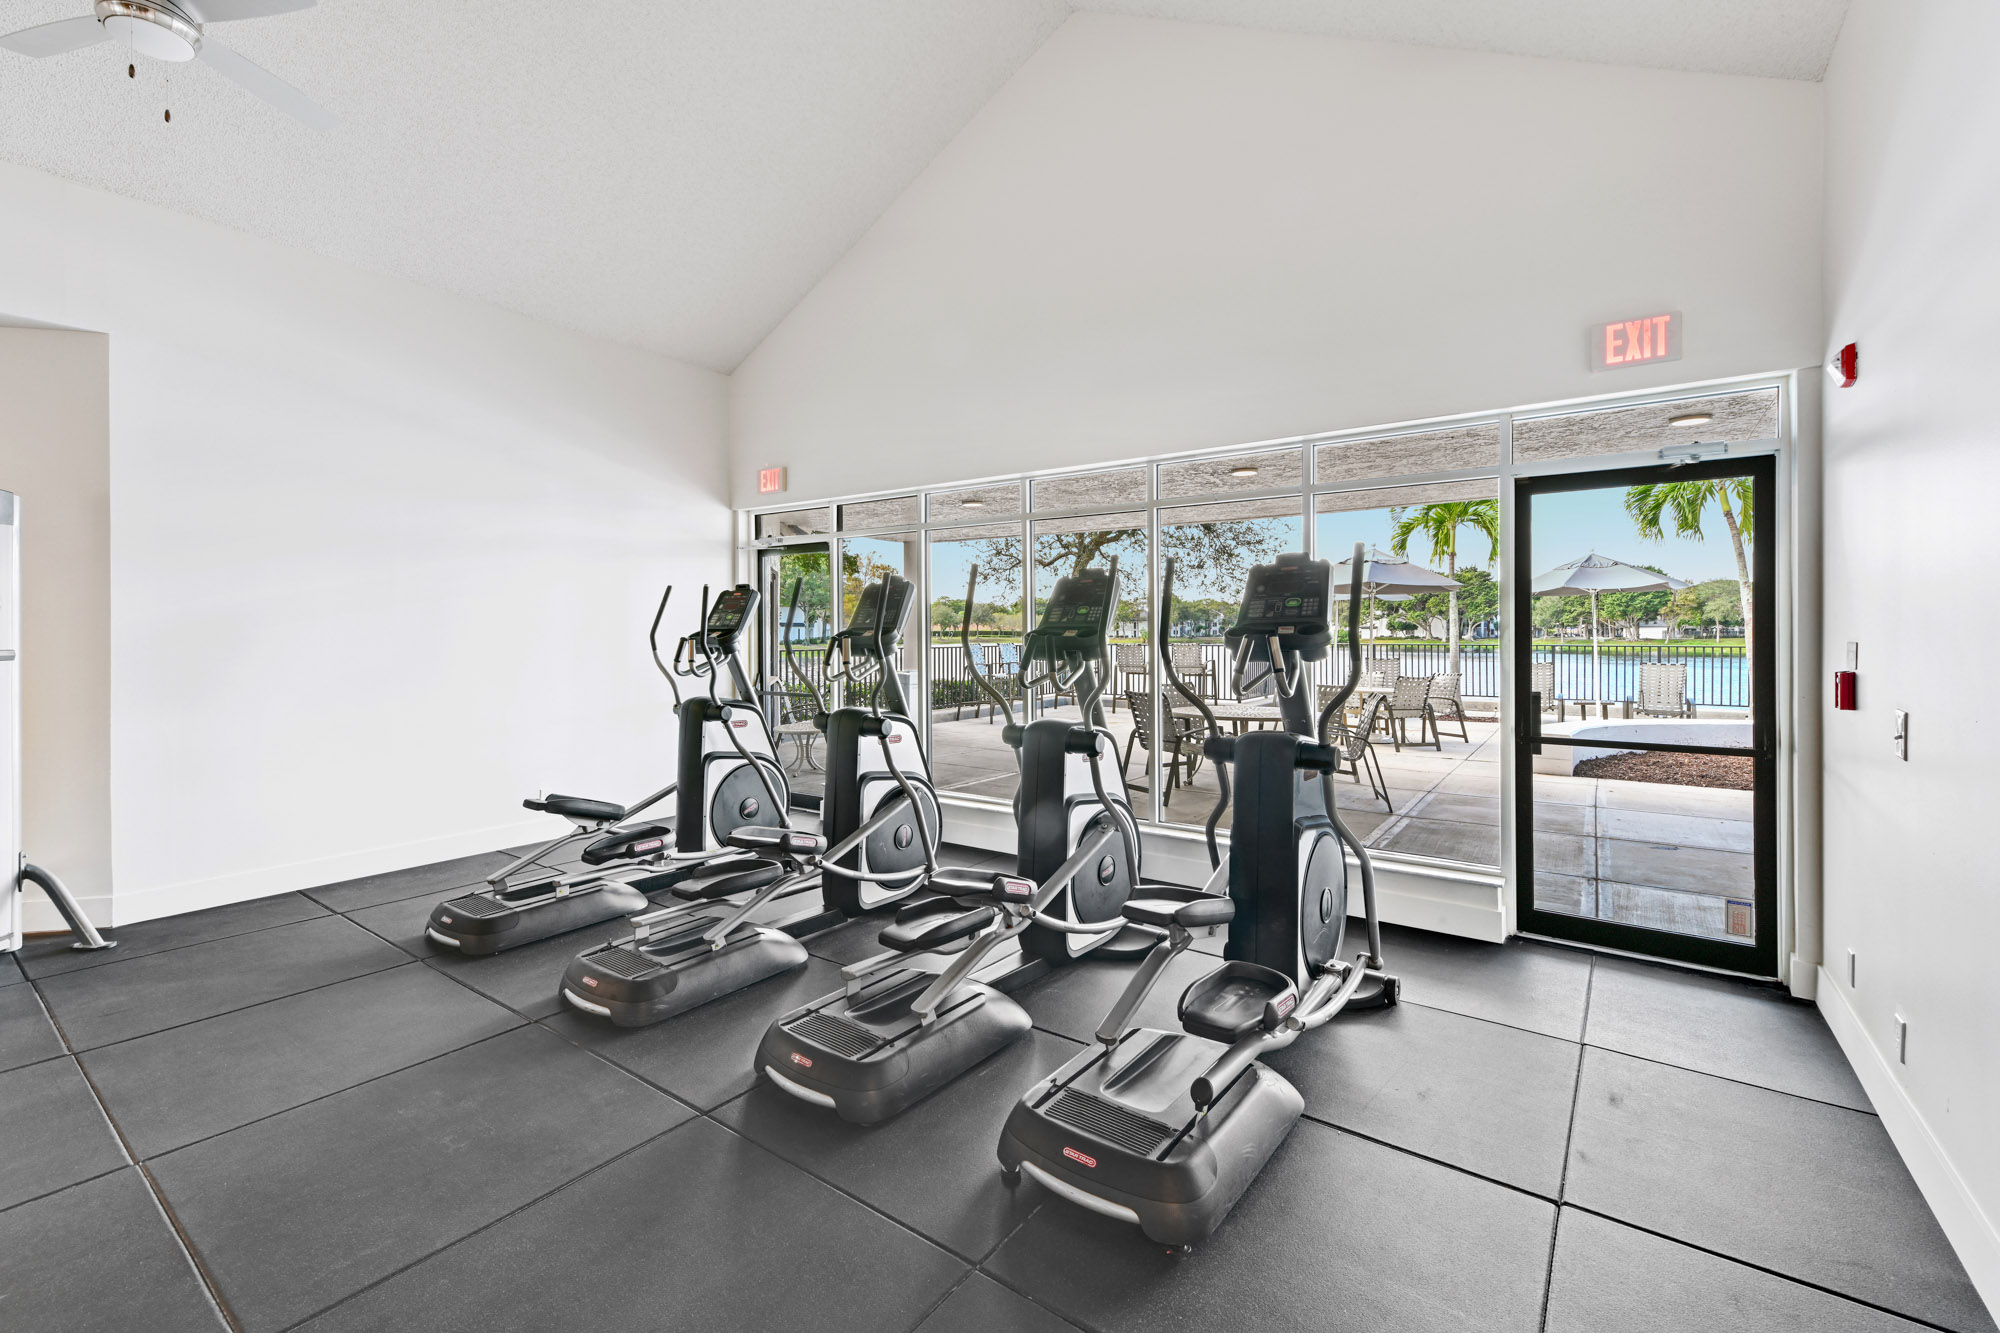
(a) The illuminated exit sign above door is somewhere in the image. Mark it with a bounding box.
[757,466,787,495]
[1590,311,1682,371]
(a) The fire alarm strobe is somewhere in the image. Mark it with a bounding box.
[1828,342,1858,388]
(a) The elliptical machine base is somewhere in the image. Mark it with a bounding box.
[562,919,808,1027]
[999,1031,1304,1249]
[760,970,1032,1125]
[428,879,653,957]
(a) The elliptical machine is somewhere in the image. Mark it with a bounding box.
[808,572,942,916]
[996,545,1399,1250]
[559,573,938,1027]
[754,558,1193,1124]
[425,584,789,956]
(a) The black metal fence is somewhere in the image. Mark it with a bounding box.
[926,639,1748,711]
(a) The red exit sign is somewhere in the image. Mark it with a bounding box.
[1590,311,1682,371]
[757,466,787,495]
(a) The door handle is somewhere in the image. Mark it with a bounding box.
[1525,691,1542,755]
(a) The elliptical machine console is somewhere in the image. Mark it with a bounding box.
[997,545,1399,1250]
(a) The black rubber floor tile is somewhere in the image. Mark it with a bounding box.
[150,1026,690,1333]
[1263,997,1579,1196]
[84,964,521,1159]
[1566,1048,1995,1333]
[421,912,644,1019]
[0,1056,127,1209]
[1544,1207,1939,1332]
[294,1117,964,1333]
[1370,919,1593,1040]
[13,892,328,980]
[714,1028,1083,1260]
[35,915,409,1051]
[304,851,515,914]
[987,1118,1553,1333]
[344,889,457,955]
[917,1274,1083,1332]
[1584,956,1870,1109]
[0,1169,223,1332]
[538,956,846,1109]
[1012,949,1218,1045]
[0,980,66,1072]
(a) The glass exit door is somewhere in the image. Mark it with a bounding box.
[1513,456,1776,975]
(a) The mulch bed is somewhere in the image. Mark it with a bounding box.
[1574,750,1755,790]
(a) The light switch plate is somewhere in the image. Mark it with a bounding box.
[1845,641,1859,671]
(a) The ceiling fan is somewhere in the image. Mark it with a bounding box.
[0,0,333,129]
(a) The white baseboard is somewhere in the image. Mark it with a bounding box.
[19,816,564,932]
[939,797,1507,943]
[1817,966,2000,1315]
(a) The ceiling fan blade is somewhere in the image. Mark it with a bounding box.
[181,0,316,21]
[195,37,334,130]
[0,15,109,58]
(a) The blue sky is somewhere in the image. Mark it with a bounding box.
[1317,490,1743,585]
[1525,489,1742,584]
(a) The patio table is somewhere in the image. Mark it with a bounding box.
[1172,700,1288,735]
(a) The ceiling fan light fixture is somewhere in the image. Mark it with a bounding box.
[96,1,199,62]
[959,498,984,508]
[1667,412,1713,427]
[1227,465,1259,478]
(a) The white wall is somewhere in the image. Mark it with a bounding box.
[731,12,1824,505]
[0,329,112,923]
[0,162,731,927]
[1817,0,2000,1310]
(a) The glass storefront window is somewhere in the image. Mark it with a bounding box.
[1157,497,1304,829]
[926,523,1025,806]
[1313,478,1502,868]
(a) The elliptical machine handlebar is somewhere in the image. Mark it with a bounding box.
[1319,542,1382,970]
[649,584,684,708]
[960,563,1019,733]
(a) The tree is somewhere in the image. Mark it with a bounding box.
[1625,478,1755,669]
[968,519,1290,641]
[1388,499,1500,676]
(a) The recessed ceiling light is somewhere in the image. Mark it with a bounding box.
[1668,412,1713,427]
[960,498,985,507]
[1228,466,1259,478]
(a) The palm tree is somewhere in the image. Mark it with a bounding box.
[1388,499,1500,678]
[1624,478,1755,671]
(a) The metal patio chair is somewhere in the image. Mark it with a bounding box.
[1428,671,1470,742]
[1120,688,1203,805]
[1329,694,1393,812]
[1383,675,1441,752]
[1531,661,1564,721]
[1635,662,1695,718]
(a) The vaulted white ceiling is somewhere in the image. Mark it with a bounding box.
[0,0,1849,371]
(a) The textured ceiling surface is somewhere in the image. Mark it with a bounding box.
[0,0,1071,370]
[1077,1,1853,83]
[0,1,1848,370]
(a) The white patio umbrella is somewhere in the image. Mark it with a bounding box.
[1327,548,1460,661]
[1531,553,1690,705]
